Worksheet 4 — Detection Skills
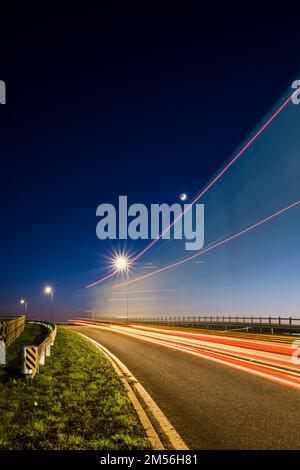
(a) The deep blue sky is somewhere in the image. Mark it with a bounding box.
[0,10,299,319]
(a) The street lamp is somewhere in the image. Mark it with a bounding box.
[112,255,130,323]
[113,255,130,273]
[20,299,28,315]
[44,286,54,322]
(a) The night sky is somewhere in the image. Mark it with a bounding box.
[1,10,300,320]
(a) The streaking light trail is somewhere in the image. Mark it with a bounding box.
[72,322,300,391]
[131,91,296,263]
[113,200,300,288]
[86,89,298,288]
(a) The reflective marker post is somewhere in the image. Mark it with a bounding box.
[23,345,39,376]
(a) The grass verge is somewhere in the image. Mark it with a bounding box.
[0,327,150,450]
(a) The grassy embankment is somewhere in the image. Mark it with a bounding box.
[0,326,149,450]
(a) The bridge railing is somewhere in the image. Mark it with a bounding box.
[71,315,300,333]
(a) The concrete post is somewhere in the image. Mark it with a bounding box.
[0,340,6,365]
[39,351,45,366]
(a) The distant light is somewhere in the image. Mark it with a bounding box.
[113,255,130,272]
[44,286,53,295]
[20,299,25,304]
[179,193,187,201]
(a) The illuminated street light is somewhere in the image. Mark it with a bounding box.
[44,286,52,295]
[44,286,54,322]
[113,255,130,272]
[112,254,130,323]
[20,299,28,314]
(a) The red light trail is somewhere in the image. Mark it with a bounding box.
[72,322,300,391]
[114,200,300,288]
[86,89,298,288]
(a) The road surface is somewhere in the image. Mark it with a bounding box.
[68,324,300,449]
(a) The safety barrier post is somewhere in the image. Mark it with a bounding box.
[0,340,6,365]
[39,350,46,366]
[23,345,39,376]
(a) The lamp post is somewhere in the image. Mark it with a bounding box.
[20,299,28,315]
[126,272,129,324]
[112,255,130,324]
[44,286,54,322]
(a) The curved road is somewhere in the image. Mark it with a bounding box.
[68,325,300,450]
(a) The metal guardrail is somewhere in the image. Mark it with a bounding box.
[72,315,300,334]
[0,316,25,364]
[23,321,57,377]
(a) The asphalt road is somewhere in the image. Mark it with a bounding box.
[68,325,300,450]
